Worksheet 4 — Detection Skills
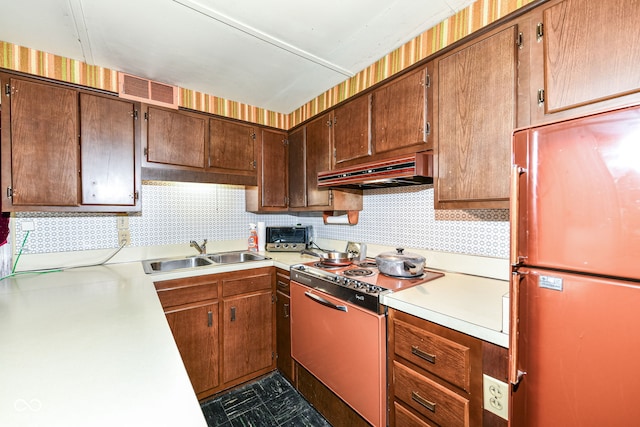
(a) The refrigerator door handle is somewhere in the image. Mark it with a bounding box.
[510,165,526,267]
[509,269,527,389]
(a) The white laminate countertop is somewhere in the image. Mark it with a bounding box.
[0,240,509,426]
[0,263,208,427]
[380,273,509,347]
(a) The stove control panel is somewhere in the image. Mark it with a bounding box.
[290,264,389,313]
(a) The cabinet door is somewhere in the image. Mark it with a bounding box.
[287,127,306,208]
[533,0,640,120]
[165,302,219,395]
[305,113,332,208]
[260,129,288,208]
[209,118,256,175]
[146,106,206,168]
[80,94,137,206]
[223,290,273,383]
[371,66,429,155]
[333,94,371,165]
[5,78,79,206]
[276,290,293,383]
[435,26,517,209]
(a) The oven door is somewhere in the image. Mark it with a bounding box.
[290,281,386,427]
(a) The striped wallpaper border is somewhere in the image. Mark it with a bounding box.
[1,0,533,129]
[289,0,535,126]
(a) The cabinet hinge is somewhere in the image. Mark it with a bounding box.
[251,132,256,140]
[272,294,276,304]
[537,89,545,105]
[283,139,288,146]
[329,190,334,204]
[272,352,275,360]
[143,147,149,156]
[4,84,11,97]
[333,148,337,159]
[284,196,289,206]
[252,160,257,169]
[425,122,431,136]
[326,120,332,128]
[536,22,544,41]
[6,187,13,199]
[144,112,149,121]
[516,32,524,49]
[424,73,431,88]
[132,110,139,120]
[134,191,139,201]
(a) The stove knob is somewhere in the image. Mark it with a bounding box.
[295,265,306,271]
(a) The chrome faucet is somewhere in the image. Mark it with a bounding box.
[190,239,207,255]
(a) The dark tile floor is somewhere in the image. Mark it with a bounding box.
[200,371,332,427]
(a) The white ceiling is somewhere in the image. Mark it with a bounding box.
[0,0,475,113]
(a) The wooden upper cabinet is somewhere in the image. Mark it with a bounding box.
[434,25,518,209]
[4,78,79,207]
[260,129,288,209]
[287,127,306,209]
[1,75,140,212]
[304,113,333,208]
[209,118,256,176]
[146,106,206,168]
[333,94,371,165]
[371,65,430,155]
[80,94,137,206]
[530,0,640,123]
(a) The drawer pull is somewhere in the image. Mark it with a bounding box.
[412,391,436,413]
[230,306,236,321]
[207,311,213,327]
[411,345,436,364]
[283,303,290,318]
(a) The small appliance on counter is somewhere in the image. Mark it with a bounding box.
[265,225,312,252]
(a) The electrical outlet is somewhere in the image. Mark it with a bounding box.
[21,221,35,232]
[116,216,129,229]
[118,229,130,246]
[483,374,509,420]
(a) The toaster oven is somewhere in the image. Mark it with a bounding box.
[266,225,312,252]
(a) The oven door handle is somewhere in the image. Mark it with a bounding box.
[304,291,348,312]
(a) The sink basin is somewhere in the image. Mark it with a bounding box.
[142,251,270,274]
[206,251,269,264]
[142,256,214,274]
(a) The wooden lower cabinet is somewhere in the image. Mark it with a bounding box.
[275,268,294,383]
[165,302,219,394]
[388,308,508,427]
[154,267,275,399]
[222,290,273,383]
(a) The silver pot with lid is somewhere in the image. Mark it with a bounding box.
[375,248,426,277]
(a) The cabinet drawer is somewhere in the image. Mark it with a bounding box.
[222,271,272,297]
[394,361,469,427]
[394,401,436,427]
[154,276,218,309]
[276,269,290,295]
[394,318,470,391]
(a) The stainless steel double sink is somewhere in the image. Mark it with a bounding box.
[142,250,270,274]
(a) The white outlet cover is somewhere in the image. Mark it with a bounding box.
[483,374,509,420]
[21,221,35,231]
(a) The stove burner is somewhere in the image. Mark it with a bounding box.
[357,261,378,268]
[313,262,345,270]
[343,268,374,278]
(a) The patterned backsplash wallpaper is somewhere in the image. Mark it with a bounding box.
[13,182,509,258]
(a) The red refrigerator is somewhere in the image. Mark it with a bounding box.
[510,105,640,426]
